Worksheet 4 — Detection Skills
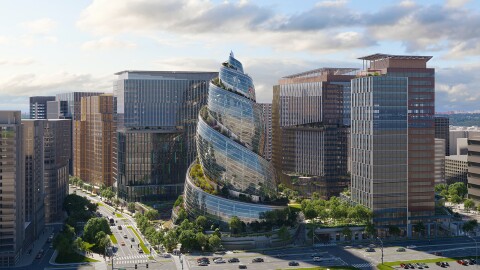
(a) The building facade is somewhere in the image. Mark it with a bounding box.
[445,155,468,185]
[467,134,480,202]
[351,54,436,235]
[0,111,24,266]
[30,96,55,119]
[434,138,446,184]
[114,71,217,202]
[259,103,273,161]
[435,117,449,156]
[46,100,68,119]
[22,120,45,248]
[74,94,115,188]
[272,68,355,198]
[43,120,71,223]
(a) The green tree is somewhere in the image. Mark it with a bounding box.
[174,195,184,208]
[449,182,468,198]
[127,202,136,213]
[163,230,178,252]
[83,217,112,243]
[179,229,197,252]
[388,225,401,237]
[462,219,478,233]
[145,209,159,221]
[208,235,222,251]
[435,183,448,192]
[464,199,475,212]
[101,187,115,202]
[175,208,188,224]
[229,216,243,235]
[196,232,208,251]
[303,204,317,220]
[341,227,352,241]
[413,222,426,237]
[364,222,376,238]
[451,194,462,204]
[195,216,208,231]
[277,225,291,245]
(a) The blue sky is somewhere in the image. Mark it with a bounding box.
[1,0,480,113]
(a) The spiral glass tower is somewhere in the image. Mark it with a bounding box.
[183,53,284,223]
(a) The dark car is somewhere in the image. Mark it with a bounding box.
[288,261,299,266]
[433,252,443,256]
[469,259,477,264]
[117,225,122,230]
[198,261,208,266]
[228,258,240,263]
[365,247,375,252]
[252,257,264,263]
[239,264,247,269]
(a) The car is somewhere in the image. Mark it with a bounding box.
[197,257,209,263]
[198,262,208,266]
[369,244,376,248]
[419,263,428,268]
[401,263,406,268]
[397,247,406,252]
[117,225,122,230]
[123,234,128,239]
[214,251,226,255]
[415,263,423,269]
[214,259,226,264]
[163,253,171,258]
[120,241,125,246]
[138,249,143,254]
[288,261,299,266]
[469,259,477,264]
[238,264,247,269]
[365,247,375,252]
[313,257,323,262]
[407,245,417,249]
[407,263,415,269]
[131,237,135,242]
[228,258,240,263]
[35,252,43,259]
[432,252,443,256]
[252,257,264,263]
[212,257,222,261]
[458,260,466,265]
[311,253,322,257]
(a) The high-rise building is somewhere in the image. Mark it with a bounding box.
[43,119,71,223]
[183,53,284,224]
[467,134,480,202]
[22,120,45,248]
[272,68,355,198]
[351,54,435,235]
[114,70,217,202]
[259,103,273,161]
[445,155,468,185]
[74,94,115,188]
[30,96,55,119]
[434,138,445,184]
[46,100,68,119]
[0,111,24,266]
[434,117,449,156]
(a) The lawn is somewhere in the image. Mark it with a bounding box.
[115,213,123,218]
[55,252,99,263]
[277,266,358,270]
[288,203,302,212]
[109,234,118,244]
[127,226,150,254]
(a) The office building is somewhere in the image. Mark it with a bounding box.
[43,119,71,223]
[114,70,217,202]
[46,100,68,119]
[259,103,273,161]
[445,155,468,185]
[74,94,115,188]
[435,117,449,156]
[434,138,445,184]
[351,54,435,235]
[23,120,45,248]
[183,53,284,224]
[272,68,355,198]
[467,134,480,202]
[30,96,55,119]
[0,111,24,266]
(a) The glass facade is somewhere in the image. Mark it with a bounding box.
[351,76,409,226]
[114,71,217,202]
[184,53,283,223]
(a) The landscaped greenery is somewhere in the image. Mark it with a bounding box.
[109,234,118,244]
[127,226,150,254]
[190,163,216,195]
[55,252,99,264]
[277,266,359,270]
[115,213,123,218]
[63,194,97,227]
[435,182,468,203]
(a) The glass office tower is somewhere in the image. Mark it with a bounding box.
[184,53,284,224]
[114,71,217,202]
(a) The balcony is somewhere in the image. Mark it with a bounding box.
[468,154,480,164]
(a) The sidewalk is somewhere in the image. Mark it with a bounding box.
[13,226,54,268]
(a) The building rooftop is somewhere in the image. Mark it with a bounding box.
[282,67,358,79]
[445,155,468,162]
[358,53,432,61]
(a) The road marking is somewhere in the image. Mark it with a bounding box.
[352,262,377,268]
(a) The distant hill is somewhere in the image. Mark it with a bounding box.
[437,114,480,126]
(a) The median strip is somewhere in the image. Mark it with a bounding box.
[109,234,118,244]
[127,226,150,254]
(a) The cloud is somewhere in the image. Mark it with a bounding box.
[81,37,136,50]
[435,66,480,111]
[0,58,35,66]
[445,0,471,8]
[21,18,57,34]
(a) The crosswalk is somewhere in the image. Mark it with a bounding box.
[352,262,377,268]
[114,254,150,265]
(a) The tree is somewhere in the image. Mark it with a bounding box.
[464,199,475,212]
[388,225,401,238]
[101,187,115,202]
[196,232,208,251]
[174,195,184,208]
[128,202,136,213]
[364,222,376,238]
[462,219,478,233]
[195,216,208,231]
[413,222,425,237]
[477,204,480,212]
[145,209,159,221]
[83,217,112,243]
[341,227,352,241]
[208,235,222,251]
[278,226,291,245]
[95,231,111,254]
[303,204,317,220]
[73,237,87,252]
[229,216,243,235]
[435,183,448,192]
[179,229,197,252]
[163,230,178,252]
[175,208,187,224]
[451,194,462,204]
[449,182,468,198]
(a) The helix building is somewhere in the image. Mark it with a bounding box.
[184,53,284,224]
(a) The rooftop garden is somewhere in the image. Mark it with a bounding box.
[189,162,217,195]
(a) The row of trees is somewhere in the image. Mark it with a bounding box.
[301,196,372,226]
[435,182,468,203]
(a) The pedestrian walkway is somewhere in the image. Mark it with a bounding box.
[113,254,150,265]
[352,262,377,268]
[13,226,53,267]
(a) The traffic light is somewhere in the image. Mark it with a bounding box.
[135,264,137,269]
[146,263,149,268]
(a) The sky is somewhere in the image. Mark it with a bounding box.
[1,0,480,113]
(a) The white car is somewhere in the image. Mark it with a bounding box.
[214,259,226,264]
[313,257,323,262]
[406,245,417,249]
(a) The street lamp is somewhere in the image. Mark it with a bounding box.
[467,235,478,267]
[377,237,384,265]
